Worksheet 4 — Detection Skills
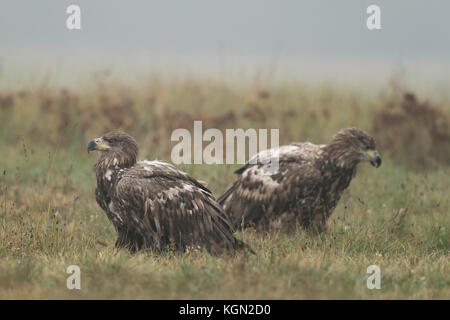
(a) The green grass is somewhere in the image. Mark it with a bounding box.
[0,77,448,299]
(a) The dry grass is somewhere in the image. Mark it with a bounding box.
[0,75,448,299]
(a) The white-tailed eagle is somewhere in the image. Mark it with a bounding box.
[87,131,249,254]
[218,127,381,233]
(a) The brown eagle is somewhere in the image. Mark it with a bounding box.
[218,127,382,233]
[87,131,248,255]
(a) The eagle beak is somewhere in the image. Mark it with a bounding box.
[87,138,110,153]
[366,149,382,168]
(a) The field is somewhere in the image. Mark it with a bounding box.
[0,74,449,299]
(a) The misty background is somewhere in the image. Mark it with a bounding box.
[0,0,449,89]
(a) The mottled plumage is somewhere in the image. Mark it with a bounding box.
[88,131,248,255]
[218,128,382,233]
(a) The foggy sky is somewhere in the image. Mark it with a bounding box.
[0,0,449,86]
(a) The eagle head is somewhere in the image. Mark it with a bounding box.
[87,131,138,164]
[331,127,382,168]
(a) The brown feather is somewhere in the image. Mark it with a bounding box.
[90,131,250,254]
[219,128,380,234]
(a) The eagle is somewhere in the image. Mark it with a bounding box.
[87,131,248,255]
[218,127,382,233]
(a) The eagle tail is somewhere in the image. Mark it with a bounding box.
[217,182,235,206]
[200,196,251,255]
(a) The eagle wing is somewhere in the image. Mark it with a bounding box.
[110,161,239,254]
[218,143,324,229]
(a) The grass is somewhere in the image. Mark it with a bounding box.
[0,75,448,299]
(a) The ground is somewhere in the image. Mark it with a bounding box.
[0,76,448,299]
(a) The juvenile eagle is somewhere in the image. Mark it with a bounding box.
[218,128,381,233]
[87,131,247,254]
